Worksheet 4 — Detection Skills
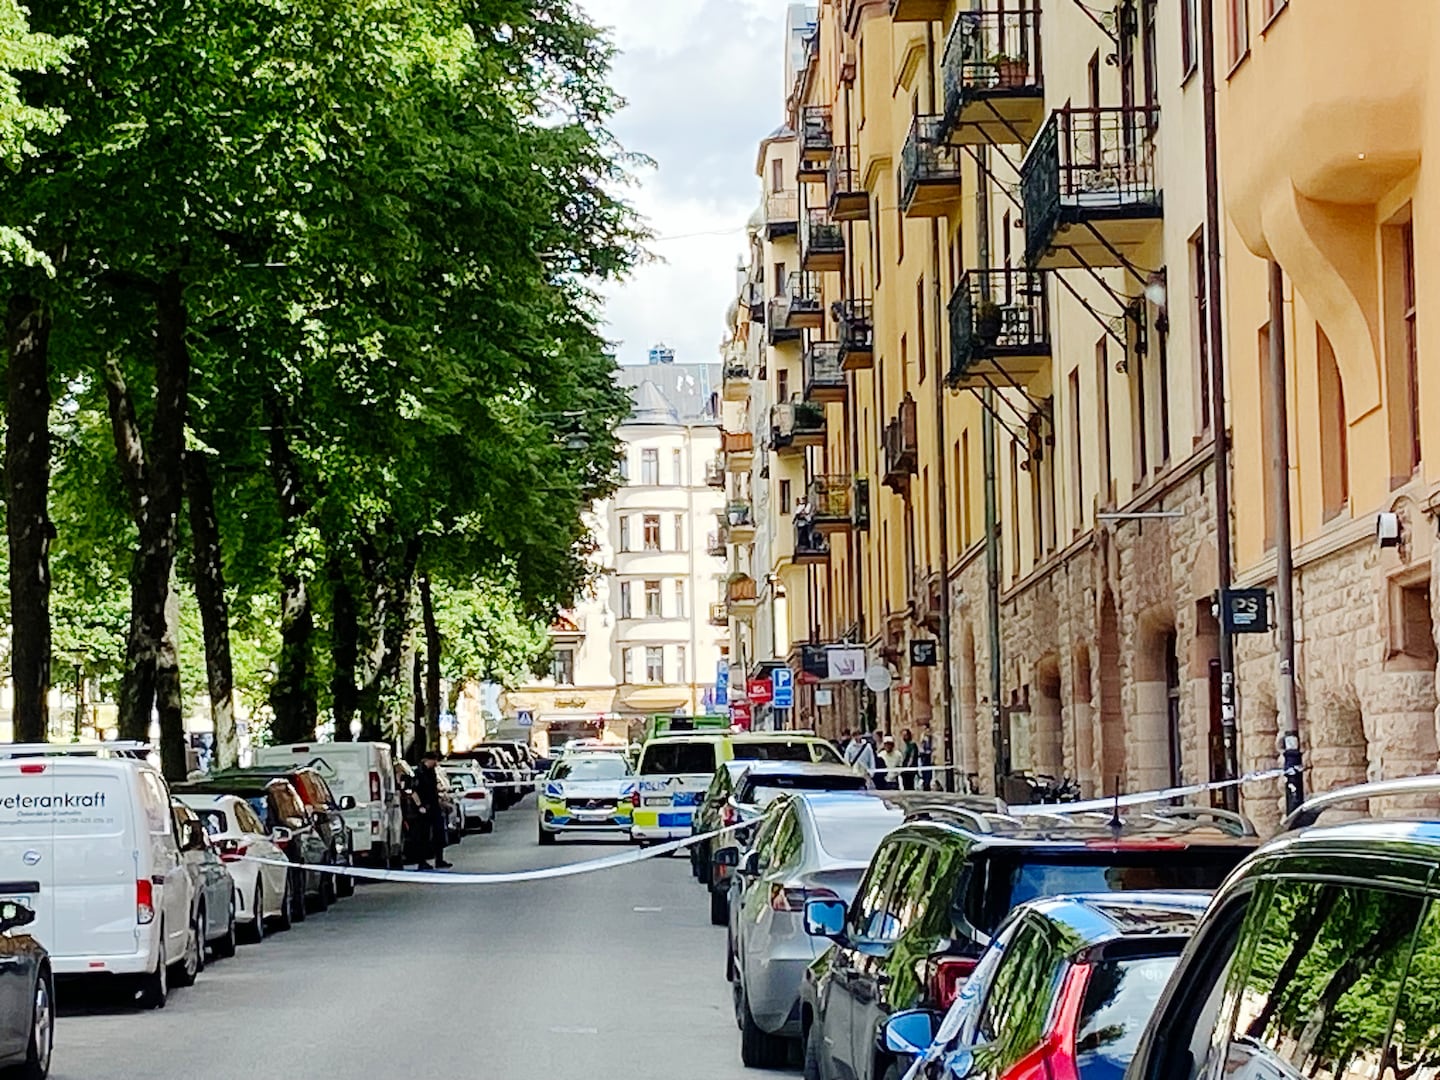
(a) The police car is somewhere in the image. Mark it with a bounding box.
[536,753,637,845]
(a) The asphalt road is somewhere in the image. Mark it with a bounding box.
[53,797,767,1079]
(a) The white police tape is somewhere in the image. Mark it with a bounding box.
[242,821,748,885]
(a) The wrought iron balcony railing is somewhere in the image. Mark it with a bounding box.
[811,475,854,531]
[800,105,833,162]
[783,270,823,330]
[725,500,755,529]
[771,401,826,451]
[882,395,919,494]
[803,342,846,403]
[899,115,963,216]
[827,145,869,221]
[740,280,765,322]
[793,523,831,565]
[947,269,1051,388]
[1020,106,1162,268]
[801,209,845,272]
[838,298,874,371]
[941,10,1045,145]
[706,530,727,557]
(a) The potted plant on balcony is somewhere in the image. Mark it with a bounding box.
[987,51,1027,89]
[973,298,1004,347]
[795,400,825,430]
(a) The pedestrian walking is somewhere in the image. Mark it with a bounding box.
[918,731,935,791]
[878,734,904,789]
[414,749,453,870]
[899,728,919,790]
[844,730,877,776]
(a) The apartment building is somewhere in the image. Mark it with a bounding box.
[720,0,1436,820]
[502,357,729,751]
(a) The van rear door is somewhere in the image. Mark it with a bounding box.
[0,763,55,949]
[634,741,721,834]
[47,765,138,960]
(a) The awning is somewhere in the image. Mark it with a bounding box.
[620,687,694,710]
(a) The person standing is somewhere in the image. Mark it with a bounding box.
[845,730,877,776]
[899,728,919,790]
[917,731,935,791]
[878,735,904,789]
[414,750,453,870]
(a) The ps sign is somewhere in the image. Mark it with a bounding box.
[771,667,794,709]
[1222,588,1270,634]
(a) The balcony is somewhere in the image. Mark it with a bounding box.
[741,280,765,322]
[767,298,802,345]
[940,10,1045,147]
[799,106,833,171]
[1021,106,1162,270]
[882,395,919,495]
[827,146,869,221]
[764,192,799,239]
[771,401,827,454]
[723,431,754,471]
[900,115,963,218]
[890,0,946,22]
[837,299,874,371]
[782,271,823,331]
[705,457,726,488]
[811,476,855,534]
[722,356,751,402]
[725,500,756,545]
[726,574,759,615]
[947,269,1051,391]
[793,523,830,566]
[706,529,728,557]
[708,602,730,628]
[801,210,845,273]
[803,342,846,405]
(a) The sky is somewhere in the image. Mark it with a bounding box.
[577,0,793,367]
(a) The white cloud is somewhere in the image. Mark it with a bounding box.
[578,0,790,366]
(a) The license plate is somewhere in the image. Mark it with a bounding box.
[644,797,670,807]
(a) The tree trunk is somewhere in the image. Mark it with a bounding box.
[5,295,52,743]
[184,452,237,768]
[355,542,389,743]
[408,650,425,762]
[266,411,317,744]
[329,555,359,742]
[420,576,442,752]
[379,544,419,744]
[155,583,186,780]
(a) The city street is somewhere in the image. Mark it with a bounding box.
[52,800,756,1080]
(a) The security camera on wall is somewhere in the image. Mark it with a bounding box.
[1376,511,1401,549]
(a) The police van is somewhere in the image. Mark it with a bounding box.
[628,732,844,844]
[0,744,196,1008]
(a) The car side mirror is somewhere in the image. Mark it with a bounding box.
[804,898,848,941]
[883,1010,938,1055]
[741,850,761,876]
[0,901,35,933]
[271,826,294,845]
[712,846,739,869]
[338,795,357,811]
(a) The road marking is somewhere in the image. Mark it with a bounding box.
[633,906,663,913]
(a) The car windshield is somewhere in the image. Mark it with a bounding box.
[741,773,869,803]
[1074,955,1179,1078]
[445,771,477,789]
[731,740,816,762]
[195,809,228,836]
[244,797,270,828]
[553,756,630,781]
[638,742,717,775]
[812,802,904,861]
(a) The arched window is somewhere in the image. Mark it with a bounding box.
[1318,328,1349,521]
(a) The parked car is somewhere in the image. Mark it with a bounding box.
[0,744,195,1009]
[718,791,910,1067]
[171,801,239,966]
[879,892,1208,1080]
[447,749,520,810]
[253,741,403,867]
[176,793,291,943]
[800,803,1259,1080]
[172,773,327,925]
[213,766,356,902]
[435,770,464,843]
[0,898,53,1077]
[537,753,636,844]
[440,763,495,833]
[1129,776,1440,1080]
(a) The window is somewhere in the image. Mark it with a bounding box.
[618,581,633,620]
[1383,212,1421,484]
[643,514,661,551]
[1224,880,1426,1080]
[550,648,575,685]
[780,479,792,514]
[1318,329,1349,520]
[641,448,659,485]
[618,451,630,481]
[1390,571,1438,667]
[961,430,973,547]
[777,368,789,402]
[1386,900,1440,1075]
[978,916,1066,1061]
[674,579,688,618]
[1181,0,1200,76]
[1228,0,1249,67]
[1087,51,1100,110]
[770,158,783,194]
[916,277,927,382]
[674,514,686,552]
[618,515,631,553]
[1259,323,1277,549]
[773,262,785,298]
[644,579,662,617]
[1157,296,1172,465]
[675,645,687,684]
[645,646,664,683]
[1069,369,1085,532]
[1191,231,1212,432]
[1262,0,1287,24]
[1142,0,1158,113]
[1009,440,1022,581]
[1096,338,1113,503]
[623,646,635,682]
[671,448,684,485]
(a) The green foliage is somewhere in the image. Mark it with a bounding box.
[432,576,551,696]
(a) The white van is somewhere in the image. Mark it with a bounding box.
[253,742,402,866]
[0,745,196,1008]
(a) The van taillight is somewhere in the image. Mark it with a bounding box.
[136,880,155,925]
[19,763,45,774]
[929,957,979,1009]
[369,771,381,802]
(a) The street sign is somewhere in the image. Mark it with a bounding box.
[747,678,773,707]
[771,667,794,709]
[1221,588,1271,634]
[814,687,833,707]
[730,701,753,729]
[910,640,938,667]
[864,664,894,693]
[715,663,729,706]
[828,646,866,681]
[516,710,533,728]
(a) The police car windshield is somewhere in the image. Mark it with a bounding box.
[553,755,630,781]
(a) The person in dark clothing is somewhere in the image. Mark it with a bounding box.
[414,751,452,869]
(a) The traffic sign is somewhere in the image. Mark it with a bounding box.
[771,667,794,709]
[715,663,729,706]
[516,710,533,728]
[1221,588,1271,634]
[747,678,773,707]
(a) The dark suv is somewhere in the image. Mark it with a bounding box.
[801,803,1258,1080]
[1128,777,1440,1080]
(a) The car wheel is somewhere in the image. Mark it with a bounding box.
[481,818,494,834]
[878,1063,899,1080]
[709,886,729,927]
[241,884,266,944]
[134,939,168,1010]
[290,870,308,924]
[803,1023,826,1080]
[18,968,53,1078]
[212,893,238,959]
[739,989,787,1069]
[310,869,332,914]
[171,912,201,988]
[538,825,555,846]
[272,877,293,933]
[337,862,355,898]
[698,846,713,886]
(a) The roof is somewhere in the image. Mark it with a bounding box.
[1023,892,1210,949]
[616,363,719,425]
[900,799,1260,848]
[172,776,285,795]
